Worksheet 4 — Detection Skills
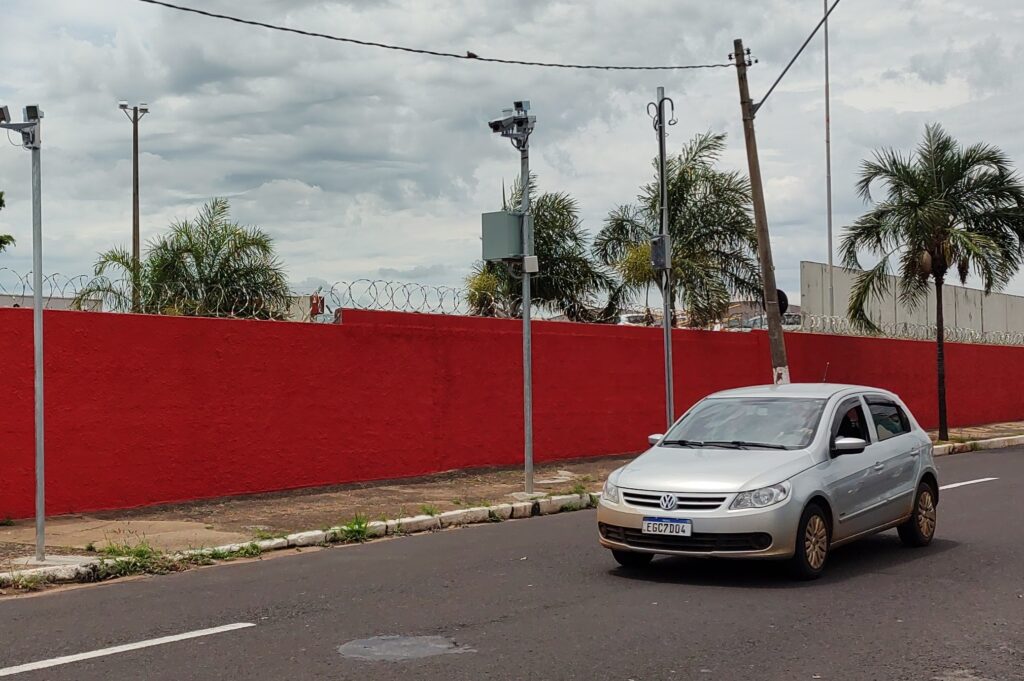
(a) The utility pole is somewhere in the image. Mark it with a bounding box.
[731,39,790,384]
[1,104,46,561]
[649,87,676,429]
[824,0,835,318]
[119,101,149,312]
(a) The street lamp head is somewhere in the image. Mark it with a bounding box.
[23,105,42,122]
[138,103,149,113]
[0,105,9,124]
[118,100,129,110]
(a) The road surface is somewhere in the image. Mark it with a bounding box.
[1,448,1022,680]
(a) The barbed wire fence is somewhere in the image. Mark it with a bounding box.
[3,269,1024,346]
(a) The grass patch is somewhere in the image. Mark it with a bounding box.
[419,504,440,517]
[11,573,48,591]
[84,542,96,553]
[0,517,14,527]
[567,482,589,496]
[252,529,287,541]
[341,514,370,542]
[560,502,583,512]
[487,509,504,523]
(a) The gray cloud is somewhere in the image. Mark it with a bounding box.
[2,0,1024,302]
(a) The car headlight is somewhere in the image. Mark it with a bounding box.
[730,482,791,510]
[602,479,620,504]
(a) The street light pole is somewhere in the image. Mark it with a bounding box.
[649,87,676,430]
[1,104,45,561]
[120,101,149,312]
[824,0,835,318]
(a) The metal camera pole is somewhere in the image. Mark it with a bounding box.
[484,101,537,493]
[649,87,676,430]
[1,104,45,561]
[519,128,534,493]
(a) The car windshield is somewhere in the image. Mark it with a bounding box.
[663,397,826,449]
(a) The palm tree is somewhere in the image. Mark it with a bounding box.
[75,198,291,319]
[466,176,621,322]
[592,131,761,328]
[0,191,14,254]
[841,123,1024,440]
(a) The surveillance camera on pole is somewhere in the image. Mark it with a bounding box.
[1,103,46,562]
[482,99,538,493]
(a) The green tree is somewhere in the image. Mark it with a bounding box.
[75,198,291,319]
[0,191,14,253]
[592,131,761,327]
[466,177,620,322]
[841,123,1024,440]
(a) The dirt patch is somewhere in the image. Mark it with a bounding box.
[2,455,634,555]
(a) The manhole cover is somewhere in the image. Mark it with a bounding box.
[337,635,475,661]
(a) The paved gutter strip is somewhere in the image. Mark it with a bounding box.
[2,432,1019,590]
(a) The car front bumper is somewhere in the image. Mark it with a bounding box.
[596,493,802,559]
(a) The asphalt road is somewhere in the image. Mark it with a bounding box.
[1,448,1022,681]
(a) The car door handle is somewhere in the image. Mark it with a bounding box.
[872,462,885,472]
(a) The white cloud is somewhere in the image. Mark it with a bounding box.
[2,0,1024,301]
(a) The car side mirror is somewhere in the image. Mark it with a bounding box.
[648,434,664,446]
[832,437,867,455]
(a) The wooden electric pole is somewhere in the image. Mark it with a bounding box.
[732,38,790,384]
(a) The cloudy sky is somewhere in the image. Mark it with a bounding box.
[2,0,1024,301]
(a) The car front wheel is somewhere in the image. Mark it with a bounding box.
[898,481,937,547]
[612,549,654,569]
[790,503,830,580]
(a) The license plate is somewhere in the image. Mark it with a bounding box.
[641,517,692,536]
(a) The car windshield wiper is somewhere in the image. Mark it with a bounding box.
[661,439,744,449]
[707,440,792,450]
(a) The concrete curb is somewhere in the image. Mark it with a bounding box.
[4,430,1019,591]
[0,492,599,590]
[933,434,1024,456]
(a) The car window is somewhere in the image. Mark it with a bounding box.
[832,399,870,442]
[664,397,826,449]
[868,401,911,441]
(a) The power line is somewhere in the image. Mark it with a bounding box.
[133,0,732,72]
[755,0,843,113]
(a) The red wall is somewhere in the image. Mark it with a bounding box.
[1,308,1022,519]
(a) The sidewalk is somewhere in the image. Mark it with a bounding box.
[2,419,1022,566]
[0,456,631,563]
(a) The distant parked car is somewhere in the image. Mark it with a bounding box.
[618,312,653,326]
[597,384,938,579]
[747,313,802,331]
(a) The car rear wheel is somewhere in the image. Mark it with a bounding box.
[898,481,937,547]
[790,503,830,580]
[612,549,654,569]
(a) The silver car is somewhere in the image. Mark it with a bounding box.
[597,384,939,579]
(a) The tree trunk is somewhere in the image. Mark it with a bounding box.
[934,277,949,441]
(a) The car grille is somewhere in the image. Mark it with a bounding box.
[621,490,728,511]
[599,523,772,552]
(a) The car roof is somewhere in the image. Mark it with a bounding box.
[707,383,896,400]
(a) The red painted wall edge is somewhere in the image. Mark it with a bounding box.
[1,308,1021,518]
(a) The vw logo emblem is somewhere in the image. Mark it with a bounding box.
[659,494,677,511]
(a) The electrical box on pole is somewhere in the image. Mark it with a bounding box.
[482,211,534,262]
[650,234,671,271]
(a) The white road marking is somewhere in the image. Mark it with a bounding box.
[939,477,999,491]
[0,623,255,677]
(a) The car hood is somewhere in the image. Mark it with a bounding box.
[615,445,816,493]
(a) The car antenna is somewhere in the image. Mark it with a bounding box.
[822,362,830,383]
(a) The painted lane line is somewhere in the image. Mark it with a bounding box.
[0,623,255,677]
[939,477,999,491]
